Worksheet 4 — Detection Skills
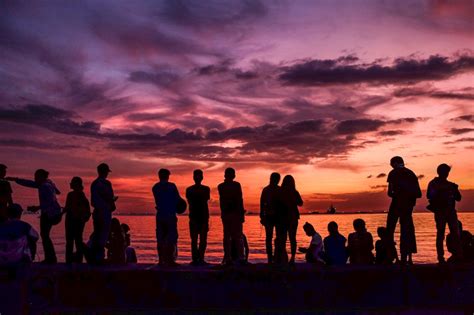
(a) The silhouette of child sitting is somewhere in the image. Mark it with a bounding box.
[106,218,126,264]
[231,233,249,263]
[375,226,398,264]
[299,222,324,264]
[347,219,374,264]
[121,223,137,263]
[447,220,474,263]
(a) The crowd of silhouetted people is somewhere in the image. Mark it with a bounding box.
[0,156,473,267]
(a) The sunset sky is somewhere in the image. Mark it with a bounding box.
[0,0,473,213]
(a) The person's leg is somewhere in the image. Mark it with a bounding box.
[169,216,178,264]
[189,220,199,263]
[288,220,298,263]
[435,211,446,262]
[222,218,232,263]
[40,215,56,263]
[75,221,85,263]
[264,219,274,263]
[274,223,288,264]
[97,210,112,263]
[65,216,74,264]
[230,219,245,262]
[400,206,416,262]
[199,222,209,262]
[156,215,163,263]
[386,201,399,247]
[447,210,462,260]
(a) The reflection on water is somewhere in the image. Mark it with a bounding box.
[23,212,474,264]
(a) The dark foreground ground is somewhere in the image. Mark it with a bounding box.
[1,263,473,314]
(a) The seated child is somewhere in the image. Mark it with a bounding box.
[323,221,347,265]
[106,218,126,264]
[347,219,374,264]
[375,226,398,264]
[121,223,137,263]
[299,222,324,264]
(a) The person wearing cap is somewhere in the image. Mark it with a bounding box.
[386,156,421,265]
[0,164,13,209]
[427,164,463,263]
[90,163,117,264]
[7,169,61,264]
[218,167,246,265]
[152,168,181,266]
[64,176,91,263]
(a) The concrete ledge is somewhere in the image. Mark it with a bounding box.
[1,263,474,314]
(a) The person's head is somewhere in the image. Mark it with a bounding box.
[303,222,316,236]
[377,226,387,239]
[353,218,366,233]
[34,169,49,183]
[7,203,23,220]
[224,167,235,181]
[193,169,203,184]
[97,163,111,178]
[327,221,339,235]
[390,156,405,169]
[158,168,170,182]
[0,164,7,178]
[281,175,296,191]
[121,223,130,234]
[70,176,84,191]
[269,172,281,186]
[437,163,451,180]
[111,218,121,231]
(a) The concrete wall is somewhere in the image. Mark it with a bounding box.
[1,263,474,314]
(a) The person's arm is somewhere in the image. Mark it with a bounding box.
[453,184,462,202]
[6,182,13,206]
[14,178,39,189]
[368,233,374,251]
[260,189,266,221]
[387,182,394,197]
[28,226,39,261]
[296,191,303,207]
[414,177,422,199]
[426,181,434,200]
[63,192,72,214]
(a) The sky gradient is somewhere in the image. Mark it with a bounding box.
[0,0,473,213]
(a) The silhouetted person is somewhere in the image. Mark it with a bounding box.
[299,222,324,264]
[122,223,137,263]
[347,219,374,264]
[323,221,347,265]
[218,167,245,265]
[427,164,462,263]
[106,218,126,264]
[260,172,281,263]
[90,163,117,264]
[64,177,91,264]
[375,226,398,264]
[0,164,13,209]
[276,175,303,265]
[386,156,421,264]
[186,169,210,265]
[0,203,39,265]
[447,221,473,263]
[8,169,61,264]
[153,168,181,266]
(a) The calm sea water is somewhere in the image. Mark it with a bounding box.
[23,212,474,264]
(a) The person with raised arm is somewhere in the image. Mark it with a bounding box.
[7,169,61,264]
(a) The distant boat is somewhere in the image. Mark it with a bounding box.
[327,204,336,214]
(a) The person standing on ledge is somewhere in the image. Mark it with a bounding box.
[90,163,117,265]
[64,176,90,264]
[260,172,281,264]
[7,169,61,264]
[153,168,181,266]
[278,175,303,265]
[427,163,463,263]
[218,167,246,265]
[186,169,211,266]
[386,156,421,265]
